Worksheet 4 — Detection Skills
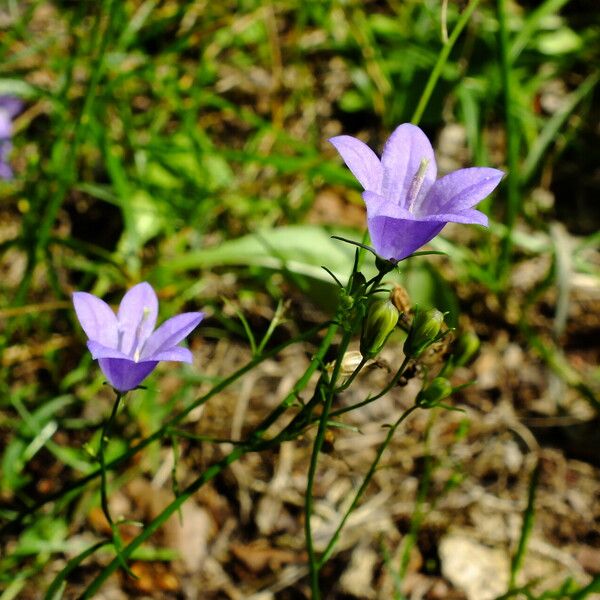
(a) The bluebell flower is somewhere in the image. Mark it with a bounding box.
[73,282,204,392]
[0,96,23,180]
[330,123,504,262]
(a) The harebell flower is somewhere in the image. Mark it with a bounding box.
[73,282,204,392]
[330,123,504,262]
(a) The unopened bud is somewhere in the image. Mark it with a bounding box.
[403,307,444,358]
[350,272,367,294]
[454,331,480,367]
[416,377,453,408]
[360,299,399,358]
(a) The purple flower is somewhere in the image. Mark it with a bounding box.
[73,282,204,393]
[329,123,504,262]
[0,96,23,180]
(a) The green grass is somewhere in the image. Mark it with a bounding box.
[0,0,598,597]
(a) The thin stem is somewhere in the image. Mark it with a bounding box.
[334,356,368,393]
[97,392,133,576]
[304,385,328,598]
[330,355,412,420]
[80,321,340,596]
[1,323,329,536]
[318,405,419,568]
[305,327,353,598]
[81,444,248,598]
[98,392,123,529]
[411,0,482,125]
[509,463,540,589]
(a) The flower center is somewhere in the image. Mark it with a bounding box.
[132,306,152,362]
[406,158,429,214]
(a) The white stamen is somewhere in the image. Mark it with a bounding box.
[131,306,151,362]
[406,159,430,213]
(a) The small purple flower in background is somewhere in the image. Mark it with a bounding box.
[0,96,23,180]
[329,123,504,262]
[73,282,204,393]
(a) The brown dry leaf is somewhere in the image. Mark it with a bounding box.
[125,561,180,595]
[230,539,299,573]
[127,478,213,573]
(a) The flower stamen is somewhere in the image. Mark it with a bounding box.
[406,158,429,214]
[132,306,151,362]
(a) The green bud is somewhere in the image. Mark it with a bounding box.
[360,299,399,358]
[339,289,353,311]
[350,271,367,294]
[416,377,453,408]
[403,307,444,358]
[454,331,480,367]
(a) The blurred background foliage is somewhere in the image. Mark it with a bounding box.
[0,0,599,596]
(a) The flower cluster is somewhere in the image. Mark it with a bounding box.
[73,282,204,392]
[330,123,503,262]
[72,123,502,392]
[0,96,22,180]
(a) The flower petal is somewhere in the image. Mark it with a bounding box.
[117,282,158,355]
[380,124,437,208]
[422,167,503,214]
[73,292,118,347]
[0,114,11,140]
[0,160,13,180]
[418,209,489,226]
[140,312,204,359]
[328,135,383,192]
[367,215,445,262]
[87,340,130,360]
[146,346,194,363]
[363,191,413,220]
[98,357,158,392]
[0,97,23,118]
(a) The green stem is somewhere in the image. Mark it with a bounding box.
[334,356,368,393]
[80,322,340,596]
[330,355,411,420]
[318,405,419,568]
[305,327,353,598]
[1,323,329,536]
[304,385,328,599]
[411,0,482,125]
[98,392,123,529]
[81,444,247,598]
[97,392,133,576]
[509,464,540,589]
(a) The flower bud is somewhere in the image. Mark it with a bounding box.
[403,307,444,358]
[360,299,399,358]
[454,331,480,367]
[350,272,367,295]
[416,377,453,408]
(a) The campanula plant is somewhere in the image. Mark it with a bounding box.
[329,123,504,261]
[73,282,204,392]
[72,282,204,570]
